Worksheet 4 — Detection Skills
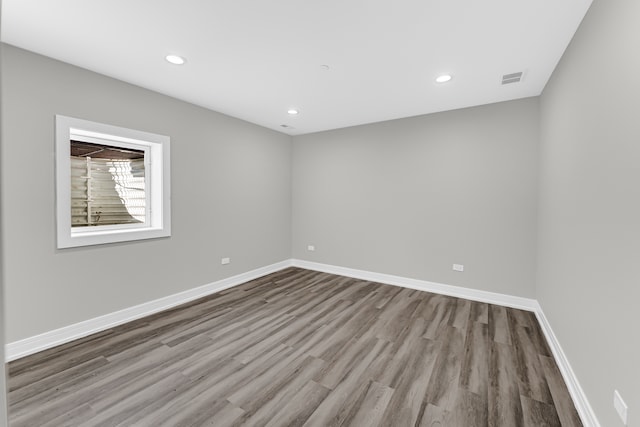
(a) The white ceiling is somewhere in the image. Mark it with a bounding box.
[1,0,593,135]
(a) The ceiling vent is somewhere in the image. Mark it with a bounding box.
[502,72,523,85]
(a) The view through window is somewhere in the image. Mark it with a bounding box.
[70,140,147,227]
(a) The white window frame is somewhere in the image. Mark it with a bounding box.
[56,115,171,248]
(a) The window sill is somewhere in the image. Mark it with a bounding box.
[61,226,171,248]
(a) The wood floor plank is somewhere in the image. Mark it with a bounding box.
[470,301,489,324]
[451,298,471,331]
[135,358,244,426]
[377,337,439,427]
[263,380,331,427]
[302,338,390,427]
[376,315,427,388]
[232,356,326,426]
[166,400,245,427]
[376,298,422,342]
[192,345,301,403]
[7,267,582,426]
[446,388,488,427]
[8,355,109,406]
[489,342,524,427]
[424,326,464,410]
[418,403,448,427]
[459,321,489,398]
[315,335,379,390]
[84,371,191,427]
[422,296,455,339]
[521,395,562,427]
[42,403,97,427]
[489,304,512,345]
[510,323,554,404]
[341,380,394,427]
[10,344,175,423]
[539,355,583,427]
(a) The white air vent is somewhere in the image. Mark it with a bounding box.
[502,72,523,85]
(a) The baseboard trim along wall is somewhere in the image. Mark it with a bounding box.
[291,259,539,311]
[4,258,599,426]
[4,259,293,362]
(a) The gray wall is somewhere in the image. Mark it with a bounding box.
[538,1,640,425]
[0,44,292,343]
[292,98,540,297]
[0,4,7,427]
[0,3,8,424]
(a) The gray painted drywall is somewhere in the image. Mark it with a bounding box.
[0,2,9,423]
[538,1,640,425]
[292,98,539,297]
[0,44,292,343]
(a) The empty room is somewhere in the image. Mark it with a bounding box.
[0,0,638,426]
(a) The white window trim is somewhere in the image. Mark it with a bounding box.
[56,115,171,248]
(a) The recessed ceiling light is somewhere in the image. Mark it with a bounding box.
[165,54,185,65]
[435,74,452,83]
[287,109,299,115]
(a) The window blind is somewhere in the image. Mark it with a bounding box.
[70,156,146,227]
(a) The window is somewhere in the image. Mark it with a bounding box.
[70,140,147,228]
[56,115,171,248]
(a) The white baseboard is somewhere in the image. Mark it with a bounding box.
[4,257,599,427]
[5,259,293,362]
[291,259,538,311]
[533,304,601,427]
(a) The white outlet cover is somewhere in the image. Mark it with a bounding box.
[614,390,628,425]
[307,245,315,251]
[221,257,230,265]
[453,264,464,272]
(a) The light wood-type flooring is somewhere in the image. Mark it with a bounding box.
[7,268,582,426]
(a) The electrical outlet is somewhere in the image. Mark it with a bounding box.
[614,390,628,425]
[452,264,464,272]
[307,245,315,251]
[221,257,230,265]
